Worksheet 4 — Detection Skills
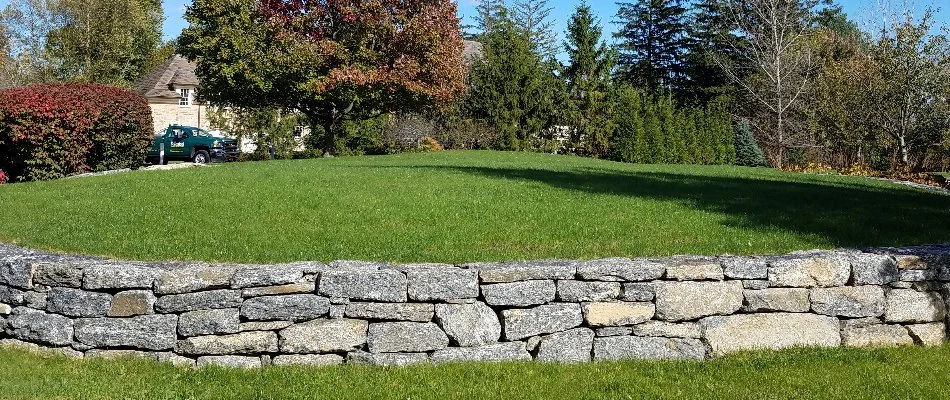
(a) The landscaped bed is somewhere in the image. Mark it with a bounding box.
[0,151,948,264]
[2,345,949,399]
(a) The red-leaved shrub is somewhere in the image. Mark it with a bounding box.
[0,83,153,182]
[0,170,7,184]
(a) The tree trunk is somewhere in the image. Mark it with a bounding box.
[321,119,336,157]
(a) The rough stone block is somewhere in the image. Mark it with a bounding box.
[74,314,177,350]
[431,342,531,363]
[240,294,330,321]
[767,253,850,288]
[46,288,112,317]
[241,282,315,297]
[556,281,620,302]
[721,257,768,279]
[108,290,156,317]
[83,263,161,289]
[576,258,665,282]
[0,338,82,359]
[279,318,367,353]
[33,263,83,288]
[841,324,913,347]
[850,253,899,285]
[347,351,429,366]
[0,303,10,315]
[900,269,936,282]
[595,327,633,337]
[906,322,948,346]
[742,280,770,290]
[155,352,196,368]
[582,302,654,327]
[0,285,24,305]
[666,259,723,281]
[6,307,73,346]
[885,289,946,323]
[240,321,293,332]
[85,349,154,360]
[593,336,706,361]
[631,321,701,338]
[318,269,407,302]
[620,283,654,302]
[179,308,240,337]
[742,288,810,313]
[810,286,885,317]
[701,313,840,355]
[23,291,46,309]
[482,280,555,306]
[344,302,433,322]
[0,261,34,289]
[405,267,478,301]
[154,265,236,295]
[176,331,278,355]
[840,317,883,329]
[475,260,577,283]
[536,328,594,363]
[367,322,449,353]
[154,289,242,313]
[654,281,743,321]
[434,302,501,347]
[272,354,343,366]
[196,355,261,368]
[502,303,583,341]
[231,265,305,289]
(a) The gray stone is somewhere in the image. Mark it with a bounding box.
[0,261,34,289]
[576,258,665,282]
[701,313,840,355]
[23,291,46,309]
[900,269,936,282]
[196,355,261,368]
[595,327,633,337]
[742,288,811,313]
[155,352,196,367]
[240,321,293,331]
[850,253,899,285]
[241,282,316,298]
[840,317,883,329]
[742,280,770,290]
[525,336,542,352]
[906,323,947,346]
[811,286,885,317]
[6,307,73,346]
[482,280,555,306]
[46,288,111,317]
[367,322,449,353]
[179,308,240,337]
[154,265,236,295]
[536,328,594,363]
[347,351,429,366]
[654,281,743,321]
[431,342,531,363]
[557,281,620,302]
[631,321,702,338]
[33,263,83,287]
[176,331,278,355]
[0,285,24,305]
[154,289,242,313]
[345,302,433,322]
[885,289,946,323]
[74,314,177,350]
[502,303,583,341]
[767,253,850,288]
[841,324,913,347]
[240,294,330,321]
[620,283,654,302]
[85,349,153,360]
[318,269,407,302]
[272,354,343,366]
[666,259,724,281]
[475,260,577,283]
[721,257,768,279]
[328,260,387,270]
[0,338,82,359]
[593,336,707,360]
[582,302,654,327]
[83,263,161,289]
[329,304,345,319]
[108,290,156,317]
[434,302,501,347]
[406,267,479,301]
[231,265,305,289]
[279,318,367,353]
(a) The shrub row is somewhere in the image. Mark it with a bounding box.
[0,83,153,182]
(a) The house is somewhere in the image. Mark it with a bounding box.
[133,55,211,134]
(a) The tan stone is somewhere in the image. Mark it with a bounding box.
[906,323,948,346]
[842,325,913,347]
[108,290,156,317]
[701,313,840,355]
[654,281,743,321]
[582,302,655,327]
[666,260,723,281]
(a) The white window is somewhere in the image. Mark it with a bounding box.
[179,89,190,106]
[293,126,304,138]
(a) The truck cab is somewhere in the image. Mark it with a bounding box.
[146,125,239,164]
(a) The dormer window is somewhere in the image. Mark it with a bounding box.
[179,89,191,106]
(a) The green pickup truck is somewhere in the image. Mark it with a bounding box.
[146,125,239,164]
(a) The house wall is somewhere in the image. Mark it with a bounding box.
[148,100,212,134]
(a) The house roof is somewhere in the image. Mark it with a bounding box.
[134,55,199,99]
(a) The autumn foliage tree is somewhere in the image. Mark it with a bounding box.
[178,0,466,155]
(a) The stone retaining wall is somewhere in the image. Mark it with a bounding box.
[1,243,949,368]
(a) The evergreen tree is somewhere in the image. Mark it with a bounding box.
[512,0,558,60]
[642,100,663,162]
[614,0,690,91]
[733,118,768,167]
[683,0,744,103]
[609,86,644,163]
[563,2,616,157]
[474,0,507,35]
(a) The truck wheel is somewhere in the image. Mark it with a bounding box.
[193,150,210,164]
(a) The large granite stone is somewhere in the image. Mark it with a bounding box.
[176,331,278,355]
[366,322,449,353]
[347,351,429,366]
[536,328,594,363]
[431,342,531,363]
[665,259,723,281]
[46,288,112,317]
[482,280,556,306]
[767,253,850,288]
[582,302,654,327]
[0,261,34,289]
[742,288,810,313]
[475,260,577,283]
[33,262,83,288]
[241,282,315,297]
[154,289,242,313]
[272,354,343,366]
[240,321,293,332]
[593,336,707,360]
[620,283,655,302]
[434,302,501,347]
[811,286,885,317]
[884,289,946,323]
[841,324,913,347]
[906,323,948,346]
[154,265,236,295]
[850,253,899,285]
[576,258,665,282]
[279,318,367,353]
[405,267,478,301]
[82,263,161,289]
[344,302,433,322]
[178,308,240,337]
[108,290,156,317]
[721,257,768,279]
[318,269,407,302]
[230,265,305,289]
[502,303,583,341]
[631,321,702,338]
[556,281,620,302]
[654,281,743,321]
[240,294,330,321]
[0,285,24,305]
[196,355,261,368]
[5,307,73,346]
[74,314,178,350]
[701,313,840,355]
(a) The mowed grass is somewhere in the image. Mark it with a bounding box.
[0,151,948,263]
[2,346,950,399]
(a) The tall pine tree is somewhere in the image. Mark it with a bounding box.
[474,0,507,35]
[563,2,616,157]
[614,0,690,91]
[683,0,745,103]
[512,0,558,60]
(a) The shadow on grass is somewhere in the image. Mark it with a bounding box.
[389,164,950,248]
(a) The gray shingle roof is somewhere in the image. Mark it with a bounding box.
[134,55,199,99]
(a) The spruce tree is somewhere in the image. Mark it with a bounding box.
[614,0,690,91]
[512,0,558,60]
[683,0,744,103]
[563,2,616,158]
[474,0,508,35]
[733,119,768,167]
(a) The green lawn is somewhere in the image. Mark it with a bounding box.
[0,151,948,263]
[2,346,950,399]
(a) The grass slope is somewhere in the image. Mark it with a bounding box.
[0,151,948,263]
[2,346,950,399]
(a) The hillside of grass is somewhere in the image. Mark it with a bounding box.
[0,151,947,263]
